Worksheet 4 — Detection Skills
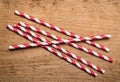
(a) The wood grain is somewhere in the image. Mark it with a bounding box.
[0,0,120,82]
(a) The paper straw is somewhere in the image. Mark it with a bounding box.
[15,10,110,52]
[8,25,111,49]
[7,25,97,77]
[17,23,113,63]
[15,24,105,73]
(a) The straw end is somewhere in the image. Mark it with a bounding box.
[7,25,11,28]
[15,10,19,15]
[94,73,97,77]
[18,21,26,27]
[13,24,17,27]
[106,48,110,52]
[106,34,111,38]
[7,25,14,30]
[109,57,114,63]
[102,70,105,74]
[9,46,14,50]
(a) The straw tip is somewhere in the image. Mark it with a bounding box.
[18,21,23,24]
[110,59,114,63]
[13,24,17,27]
[94,73,97,77]
[106,48,110,52]
[106,34,111,38]
[7,25,11,28]
[9,46,14,50]
[102,70,105,74]
[19,21,22,23]
[15,10,19,14]
[108,57,114,63]
[15,10,18,12]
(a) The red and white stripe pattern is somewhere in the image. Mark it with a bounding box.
[15,10,110,52]
[8,25,111,49]
[18,22,111,41]
[85,41,109,52]
[7,24,110,49]
[17,22,113,63]
[7,25,97,77]
[15,24,105,74]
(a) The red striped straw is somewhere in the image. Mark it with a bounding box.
[15,24,105,74]
[17,22,113,63]
[15,10,110,52]
[7,25,97,77]
[8,25,111,49]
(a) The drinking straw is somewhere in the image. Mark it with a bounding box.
[15,10,110,52]
[7,25,97,77]
[15,24,105,73]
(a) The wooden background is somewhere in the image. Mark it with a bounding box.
[0,0,120,82]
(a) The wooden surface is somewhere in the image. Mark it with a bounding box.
[0,0,120,82]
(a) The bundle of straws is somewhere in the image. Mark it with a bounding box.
[7,10,113,77]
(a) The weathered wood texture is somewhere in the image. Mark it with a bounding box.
[0,0,120,82]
